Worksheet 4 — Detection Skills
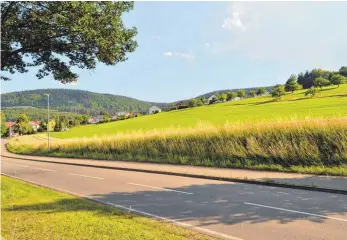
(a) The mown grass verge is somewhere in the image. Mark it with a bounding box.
[0,176,212,240]
[8,118,347,176]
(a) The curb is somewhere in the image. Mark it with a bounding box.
[2,154,347,195]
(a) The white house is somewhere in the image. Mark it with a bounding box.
[207,95,216,102]
[149,106,161,114]
[230,97,241,101]
[95,115,104,123]
[116,111,130,117]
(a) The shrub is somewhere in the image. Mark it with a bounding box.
[271,84,286,99]
[305,86,318,97]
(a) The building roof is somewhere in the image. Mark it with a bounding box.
[5,122,16,128]
[30,121,41,126]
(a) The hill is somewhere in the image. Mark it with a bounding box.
[1,107,79,122]
[1,89,166,116]
[50,84,347,139]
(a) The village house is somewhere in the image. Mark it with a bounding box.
[88,117,97,124]
[207,95,216,102]
[5,122,17,137]
[149,106,161,114]
[30,121,41,132]
[116,111,130,117]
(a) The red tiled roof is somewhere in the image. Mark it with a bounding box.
[30,121,41,126]
[5,122,16,128]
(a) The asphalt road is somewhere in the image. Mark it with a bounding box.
[2,156,347,240]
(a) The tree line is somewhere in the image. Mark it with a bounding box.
[271,66,347,99]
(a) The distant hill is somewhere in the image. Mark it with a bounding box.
[1,86,274,117]
[2,106,79,122]
[1,89,166,116]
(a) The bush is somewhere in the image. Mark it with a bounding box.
[305,86,318,97]
[271,84,286,99]
[178,105,189,109]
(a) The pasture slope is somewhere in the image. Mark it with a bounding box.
[51,85,347,139]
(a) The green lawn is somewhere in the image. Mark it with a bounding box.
[1,176,212,240]
[51,85,347,139]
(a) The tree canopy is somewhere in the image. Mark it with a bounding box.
[339,66,347,77]
[285,74,302,93]
[256,88,266,96]
[237,90,246,98]
[1,1,137,82]
[313,77,330,89]
[330,74,346,87]
[271,84,286,99]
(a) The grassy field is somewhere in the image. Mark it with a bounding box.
[51,85,347,139]
[1,176,212,240]
[8,118,347,176]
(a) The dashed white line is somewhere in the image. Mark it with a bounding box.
[2,174,243,240]
[244,202,347,222]
[31,167,56,172]
[127,182,193,195]
[16,164,29,168]
[68,173,104,180]
[214,199,228,203]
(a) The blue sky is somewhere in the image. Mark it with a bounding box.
[1,1,347,102]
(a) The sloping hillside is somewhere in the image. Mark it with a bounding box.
[50,84,347,139]
[1,89,166,116]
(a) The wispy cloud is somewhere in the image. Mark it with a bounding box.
[163,51,194,60]
[151,35,162,40]
[222,12,247,31]
[217,1,347,66]
[163,51,173,57]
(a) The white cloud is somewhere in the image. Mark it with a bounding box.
[163,51,194,60]
[163,51,173,57]
[174,52,194,60]
[217,2,347,66]
[222,12,247,31]
[151,35,161,40]
[204,42,211,47]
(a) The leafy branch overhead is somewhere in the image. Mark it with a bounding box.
[1,1,137,83]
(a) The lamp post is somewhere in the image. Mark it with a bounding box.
[44,94,50,150]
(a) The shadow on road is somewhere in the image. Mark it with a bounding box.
[6,180,347,228]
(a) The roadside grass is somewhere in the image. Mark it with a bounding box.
[8,118,347,176]
[51,84,347,139]
[1,176,212,240]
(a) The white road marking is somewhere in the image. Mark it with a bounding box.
[127,182,193,195]
[31,167,56,172]
[2,161,54,172]
[68,173,104,180]
[2,174,243,240]
[244,202,347,222]
[214,200,228,203]
[180,210,193,214]
[16,164,29,168]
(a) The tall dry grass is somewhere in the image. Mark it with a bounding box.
[8,118,347,174]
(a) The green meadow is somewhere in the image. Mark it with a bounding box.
[51,85,347,139]
[8,85,347,176]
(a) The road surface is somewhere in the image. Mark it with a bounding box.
[2,156,347,240]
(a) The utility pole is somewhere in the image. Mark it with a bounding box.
[44,94,50,150]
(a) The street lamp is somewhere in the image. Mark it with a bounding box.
[44,94,50,150]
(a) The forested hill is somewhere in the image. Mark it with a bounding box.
[1,89,166,116]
